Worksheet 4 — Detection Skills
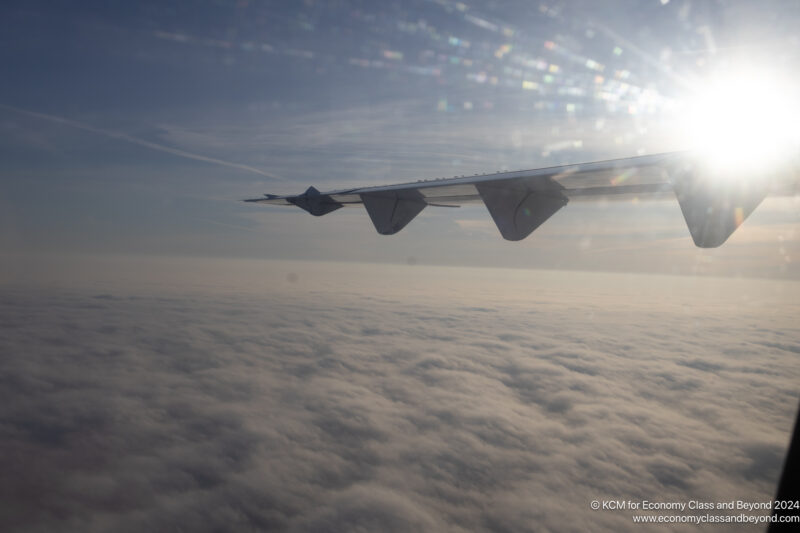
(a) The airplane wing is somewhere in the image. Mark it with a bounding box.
[245,151,798,248]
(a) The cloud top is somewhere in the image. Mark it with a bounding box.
[0,260,798,532]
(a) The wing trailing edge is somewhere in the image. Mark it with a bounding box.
[245,152,797,247]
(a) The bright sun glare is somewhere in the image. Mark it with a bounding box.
[681,65,800,175]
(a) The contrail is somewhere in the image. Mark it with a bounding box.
[0,103,284,181]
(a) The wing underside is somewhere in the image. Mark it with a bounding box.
[245,152,797,248]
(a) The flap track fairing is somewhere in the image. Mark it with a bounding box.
[360,190,427,235]
[288,186,343,217]
[477,177,569,241]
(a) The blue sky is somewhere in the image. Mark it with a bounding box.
[1,0,798,277]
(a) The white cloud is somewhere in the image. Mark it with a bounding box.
[0,259,798,531]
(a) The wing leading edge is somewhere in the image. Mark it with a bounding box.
[245,151,797,248]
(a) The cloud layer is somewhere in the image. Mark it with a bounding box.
[1,260,798,532]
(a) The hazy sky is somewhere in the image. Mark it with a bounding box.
[1,0,798,277]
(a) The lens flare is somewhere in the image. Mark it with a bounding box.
[681,65,800,175]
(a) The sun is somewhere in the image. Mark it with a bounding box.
[679,63,800,176]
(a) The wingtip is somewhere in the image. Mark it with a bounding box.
[243,193,281,203]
